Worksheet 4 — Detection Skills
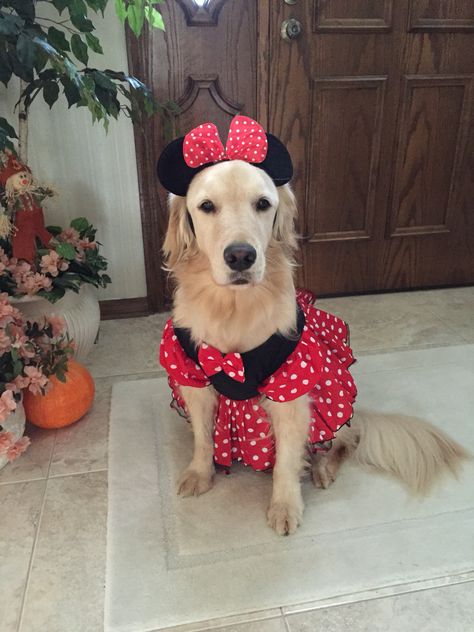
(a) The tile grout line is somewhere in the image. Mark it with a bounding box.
[281,608,292,632]
[16,429,58,632]
[414,304,474,345]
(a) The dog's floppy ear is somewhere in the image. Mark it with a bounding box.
[162,194,196,269]
[273,184,298,253]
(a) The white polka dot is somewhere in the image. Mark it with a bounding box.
[325,380,332,386]
[252,455,258,461]
[222,452,228,458]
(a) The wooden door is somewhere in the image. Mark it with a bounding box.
[128,0,474,311]
[269,0,474,294]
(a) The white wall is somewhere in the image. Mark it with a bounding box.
[0,4,148,300]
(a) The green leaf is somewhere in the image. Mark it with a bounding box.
[70,217,89,233]
[85,32,103,54]
[127,1,145,38]
[0,118,18,139]
[0,13,24,36]
[55,242,76,260]
[91,70,116,91]
[60,76,81,107]
[45,225,63,236]
[16,33,36,71]
[71,34,89,65]
[70,13,94,32]
[114,0,127,22]
[33,36,59,59]
[9,0,36,22]
[69,0,87,17]
[145,6,165,30]
[51,0,70,14]
[0,51,12,86]
[47,26,70,52]
[43,81,60,108]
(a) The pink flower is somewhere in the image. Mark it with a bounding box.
[0,431,14,455]
[6,436,30,461]
[59,227,80,245]
[47,314,66,338]
[0,330,11,352]
[0,390,17,422]
[6,374,30,392]
[78,238,97,250]
[40,251,69,277]
[24,366,49,395]
[14,271,53,295]
[0,293,16,327]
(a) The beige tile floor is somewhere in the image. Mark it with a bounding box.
[1,287,473,632]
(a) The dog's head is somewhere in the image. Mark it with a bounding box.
[162,160,298,287]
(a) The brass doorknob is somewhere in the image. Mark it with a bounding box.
[281,18,302,41]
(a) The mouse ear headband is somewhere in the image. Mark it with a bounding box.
[157,115,293,196]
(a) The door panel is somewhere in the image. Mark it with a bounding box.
[307,77,386,242]
[408,0,474,31]
[313,0,393,32]
[389,75,472,237]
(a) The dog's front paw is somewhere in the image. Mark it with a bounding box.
[312,454,337,489]
[177,468,214,497]
[267,500,303,536]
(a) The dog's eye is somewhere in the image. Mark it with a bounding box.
[256,198,271,211]
[199,200,215,213]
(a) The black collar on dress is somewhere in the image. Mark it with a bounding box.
[174,306,305,400]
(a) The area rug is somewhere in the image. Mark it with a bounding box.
[105,345,474,632]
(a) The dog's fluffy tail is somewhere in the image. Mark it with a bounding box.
[344,411,470,494]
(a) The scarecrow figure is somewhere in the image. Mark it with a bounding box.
[0,150,53,262]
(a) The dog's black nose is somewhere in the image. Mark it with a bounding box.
[223,242,257,271]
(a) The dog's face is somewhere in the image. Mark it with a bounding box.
[164,160,297,286]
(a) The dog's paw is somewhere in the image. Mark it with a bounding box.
[267,500,303,536]
[177,468,214,497]
[312,454,337,489]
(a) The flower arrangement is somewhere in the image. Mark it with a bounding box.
[0,217,111,303]
[0,292,74,463]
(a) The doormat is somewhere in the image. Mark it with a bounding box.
[105,345,474,632]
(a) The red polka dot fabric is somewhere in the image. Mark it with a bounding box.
[183,116,268,169]
[159,289,357,471]
[198,344,245,382]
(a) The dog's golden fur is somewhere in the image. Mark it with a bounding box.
[163,160,468,535]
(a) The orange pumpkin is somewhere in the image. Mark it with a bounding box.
[23,360,95,429]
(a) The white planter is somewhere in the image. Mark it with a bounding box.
[12,285,100,362]
[0,401,26,471]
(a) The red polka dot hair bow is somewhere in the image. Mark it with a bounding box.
[157,115,293,196]
[198,343,246,383]
[183,116,268,169]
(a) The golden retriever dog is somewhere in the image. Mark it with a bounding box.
[160,155,468,536]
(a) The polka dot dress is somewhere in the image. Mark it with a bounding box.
[159,289,357,471]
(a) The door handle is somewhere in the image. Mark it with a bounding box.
[281,18,303,41]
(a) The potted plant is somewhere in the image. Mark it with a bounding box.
[0,1,173,354]
[0,291,74,471]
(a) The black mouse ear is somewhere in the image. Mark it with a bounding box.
[258,134,293,187]
[157,137,208,196]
